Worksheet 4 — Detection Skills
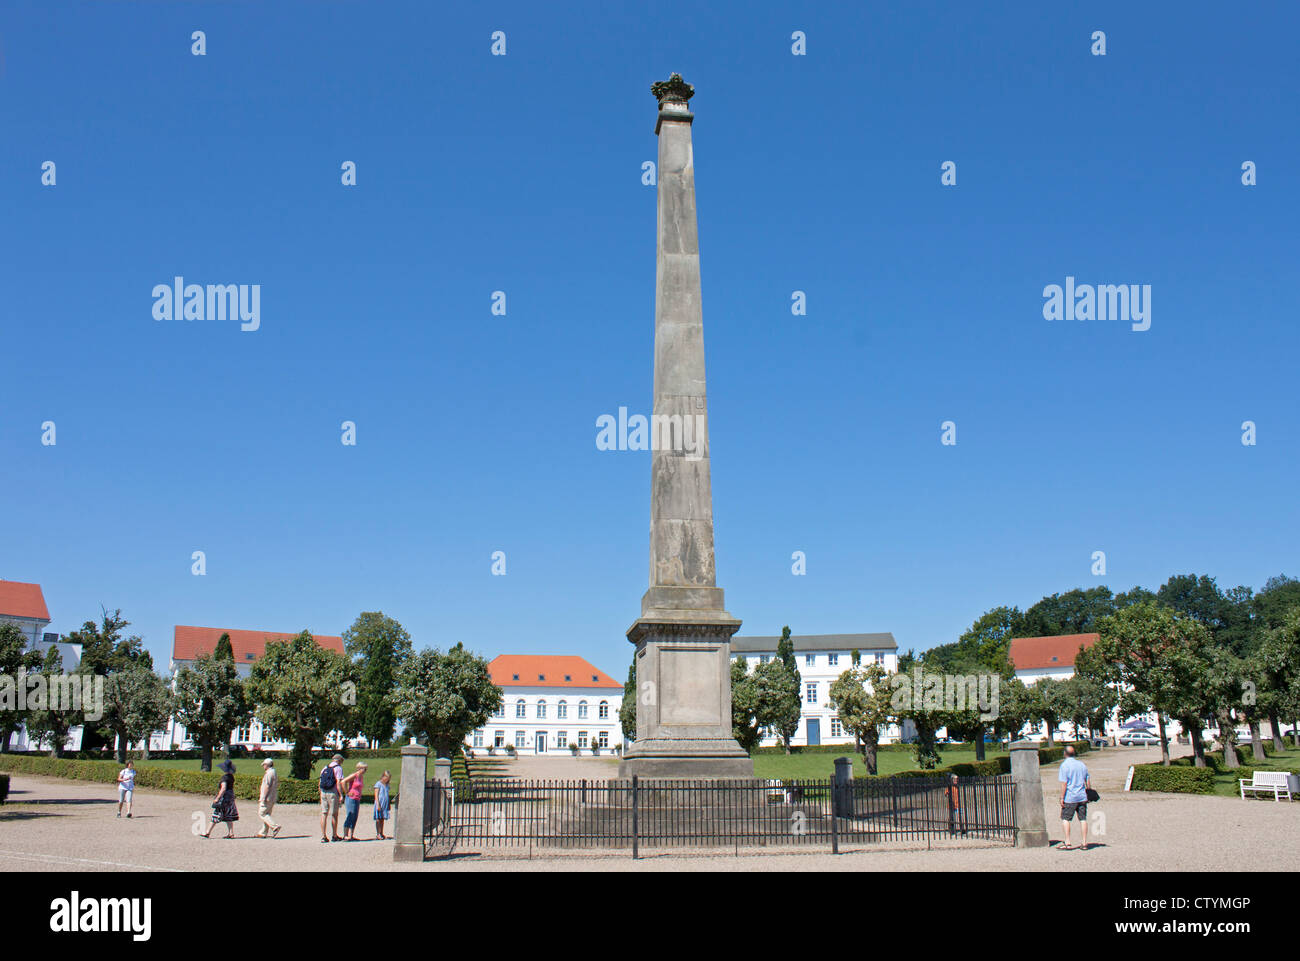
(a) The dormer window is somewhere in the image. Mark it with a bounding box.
[244,653,254,660]
[538,674,545,681]
[592,675,598,682]
[565,675,572,681]
[1050,656,1058,662]
[512,674,520,681]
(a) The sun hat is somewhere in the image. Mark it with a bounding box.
[218,760,236,774]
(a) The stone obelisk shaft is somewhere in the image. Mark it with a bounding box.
[620,74,751,778]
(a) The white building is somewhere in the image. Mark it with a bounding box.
[156,625,364,751]
[732,633,901,747]
[0,579,84,752]
[467,655,623,756]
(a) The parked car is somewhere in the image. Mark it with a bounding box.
[1118,732,1161,746]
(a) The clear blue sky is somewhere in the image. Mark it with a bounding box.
[2,1,1297,677]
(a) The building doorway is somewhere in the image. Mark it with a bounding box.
[535,732,546,754]
[806,718,821,746]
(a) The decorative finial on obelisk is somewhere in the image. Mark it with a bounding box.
[651,72,694,105]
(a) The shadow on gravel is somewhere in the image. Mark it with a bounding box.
[7,797,116,806]
[0,810,71,822]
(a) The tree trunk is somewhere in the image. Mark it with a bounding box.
[1157,713,1170,765]
[290,736,314,780]
[1268,712,1285,753]
[1188,720,1205,768]
[1044,720,1055,747]
[862,733,879,776]
[1217,711,1239,769]
[1250,721,1266,761]
[115,732,127,765]
[200,741,213,773]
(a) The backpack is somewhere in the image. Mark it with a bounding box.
[319,765,336,792]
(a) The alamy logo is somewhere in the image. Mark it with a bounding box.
[152,276,261,331]
[49,892,151,941]
[1042,276,1150,331]
[1,670,104,722]
[890,668,999,721]
[595,406,706,460]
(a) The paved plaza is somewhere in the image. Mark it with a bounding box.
[3,744,1296,872]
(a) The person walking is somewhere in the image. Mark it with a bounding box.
[373,770,391,840]
[319,754,344,843]
[1058,745,1092,850]
[340,762,367,841]
[116,760,136,819]
[203,760,240,839]
[254,758,281,838]
[946,774,965,837]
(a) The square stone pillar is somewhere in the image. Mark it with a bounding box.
[1010,741,1049,848]
[393,739,428,862]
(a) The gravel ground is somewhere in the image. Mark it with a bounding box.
[2,744,1295,872]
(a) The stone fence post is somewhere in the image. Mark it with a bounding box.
[1010,741,1049,848]
[393,739,428,862]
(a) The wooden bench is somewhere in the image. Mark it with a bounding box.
[1239,771,1297,801]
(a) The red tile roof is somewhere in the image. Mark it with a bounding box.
[172,626,343,663]
[489,655,621,689]
[0,581,51,621]
[1008,633,1099,671]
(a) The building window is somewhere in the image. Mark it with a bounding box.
[598,731,609,748]
[830,717,844,737]
[578,731,589,749]
[493,703,505,718]
[598,700,609,719]
[805,654,815,667]
[236,726,250,743]
[759,655,769,664]
[515,698,527,718]
[564,674,572,681]
[472,730,484,748]
[874,653,885,665]
[514,730,526,748]
[805,683,818,704]
[557,731,568,748]
[494,731,504,747]
[578,700,588,719]
[537,700,547,719]
[828,654,839,667]
[557,700,567,719]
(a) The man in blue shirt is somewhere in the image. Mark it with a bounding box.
[1058,746,1092,850]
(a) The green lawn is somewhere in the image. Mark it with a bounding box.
[750,747,1008,780]
[1209,747,1300,798]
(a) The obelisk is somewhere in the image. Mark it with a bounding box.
[618,74,753,778]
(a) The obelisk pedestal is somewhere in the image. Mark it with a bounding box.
[618,74,752,779]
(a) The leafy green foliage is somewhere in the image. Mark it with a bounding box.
[392,643,501,760]
[342,612,413,747]
[173,651,252,772]
[101,662,173,763]
[828,663,893,773]
[730,657,763,753]
[247,632,358,779]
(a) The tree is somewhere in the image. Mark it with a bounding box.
[213,632,234,662]
[173,649,252,772]
[730,657,763,753]
[829,663,894,773]
[1203,647,1248,770]
[64,609,152,752]
[1023,677,1070,746]
[992,678,1033,744]
[619,655,637,742]
[1252,607,1300,752]
[247,632,358,779]
[1022,587,1116,636]
[1254,576,1300,632]
[342,612,414,748]
[1056,674,1118,740]
[22,646,76,757]
[1,622,42,753]
[392,643,501,761]
[101,662,173,762]
[1080,602,1213,765]
[955,606,1025,673]
[771,626,801,752]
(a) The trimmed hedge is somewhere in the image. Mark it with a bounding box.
[0,754,401,804]
[1130,763,1215,794]
[876,742,1090,780]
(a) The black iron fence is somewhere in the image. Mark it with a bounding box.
[422,774,1015,857]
